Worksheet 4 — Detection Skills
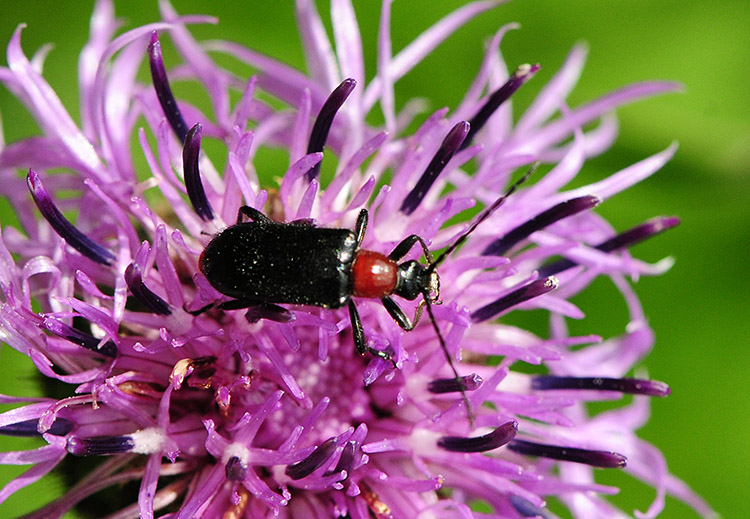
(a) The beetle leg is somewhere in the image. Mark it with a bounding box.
[289,218,315,226]
[236,206,272,224]
[244,303,295,323]
[218,299,256,310]
[354,209,368,247]
[184,302,215,316]
[388,234,434,264]
[381,296,425,331]
[348,300,368,356]
[349,299,395,365]
[217,299,294,323]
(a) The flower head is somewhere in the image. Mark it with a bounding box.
[0,1,716,518]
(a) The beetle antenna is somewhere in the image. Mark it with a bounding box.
[428,162,539,273]
[424,297,476,429]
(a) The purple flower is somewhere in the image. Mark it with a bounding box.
[0,1,716,518]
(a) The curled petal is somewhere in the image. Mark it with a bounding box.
[26,169,115,265]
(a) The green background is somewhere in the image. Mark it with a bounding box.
[0,1,747,518]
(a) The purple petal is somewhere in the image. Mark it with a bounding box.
[400,121,470,214]
[295,0,340,89]
[438,421,518,453]
[470,277,558,323]
[463,63,540,148]
[526,82,682,154]
[124,263,172,316]
[508,439,627,468]
[42,317,117,358]
[363,0,503,111]
[515,44,588,136]
[182,123,215,221]
[532,375,670,397]
[285,437,339,480]
[26,170,115,265]
[483,195,600,256]
[306,78,357,181]
[509,495,553,518]
[427,373,483,394]
[148,31,189,142]
[0,417,73,437]
[331,0,364,143]
[539,216,680,277]
[67,435,135,456]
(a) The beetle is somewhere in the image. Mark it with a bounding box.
[199,205,439,363]
[198,167,534,366]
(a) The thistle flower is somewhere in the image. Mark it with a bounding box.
[0,1,716,518]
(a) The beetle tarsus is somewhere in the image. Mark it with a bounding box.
[237,205,272,224]
[348,299,397,367]
[368,346,397,368]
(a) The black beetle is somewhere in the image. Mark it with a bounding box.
[198,167,534,366]
[199,205,439,363]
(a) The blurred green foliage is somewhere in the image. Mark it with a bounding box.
[1,1,746,517]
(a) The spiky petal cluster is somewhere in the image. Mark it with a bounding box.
[0,1,715,519]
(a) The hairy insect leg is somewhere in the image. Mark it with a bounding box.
[354,209,368,247]
[388,234,435,264]
[236,206,272,224]
[380,296,425,331]
[348,299,395,366]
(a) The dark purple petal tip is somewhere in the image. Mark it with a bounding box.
[183,123,215,221]
[531,375,670,397]
[326,440,357,477]
[225,455,248,481]
[306,78,357,182]
[148,31,189,143]
[125,263,172,315]
[0,418,74,437]
[285,437,339,480]
[470,277,558,323]
[400,121,470,215]
[601,216,681,253]
[43,318,117,358]
[437,420,518,453]
[27,170,116,265]
[482,195,601,256]
[508,439,627,468]
[67,435,135,456]
[538,215,680,277]
[462,63,541,148]
[427,373,483,394]
[509,495,552,518]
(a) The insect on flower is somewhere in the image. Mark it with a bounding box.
[0,2,718,518]
[199,168,533,360]
[197,76,535,424]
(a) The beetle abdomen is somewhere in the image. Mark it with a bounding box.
[200,222,358,308]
